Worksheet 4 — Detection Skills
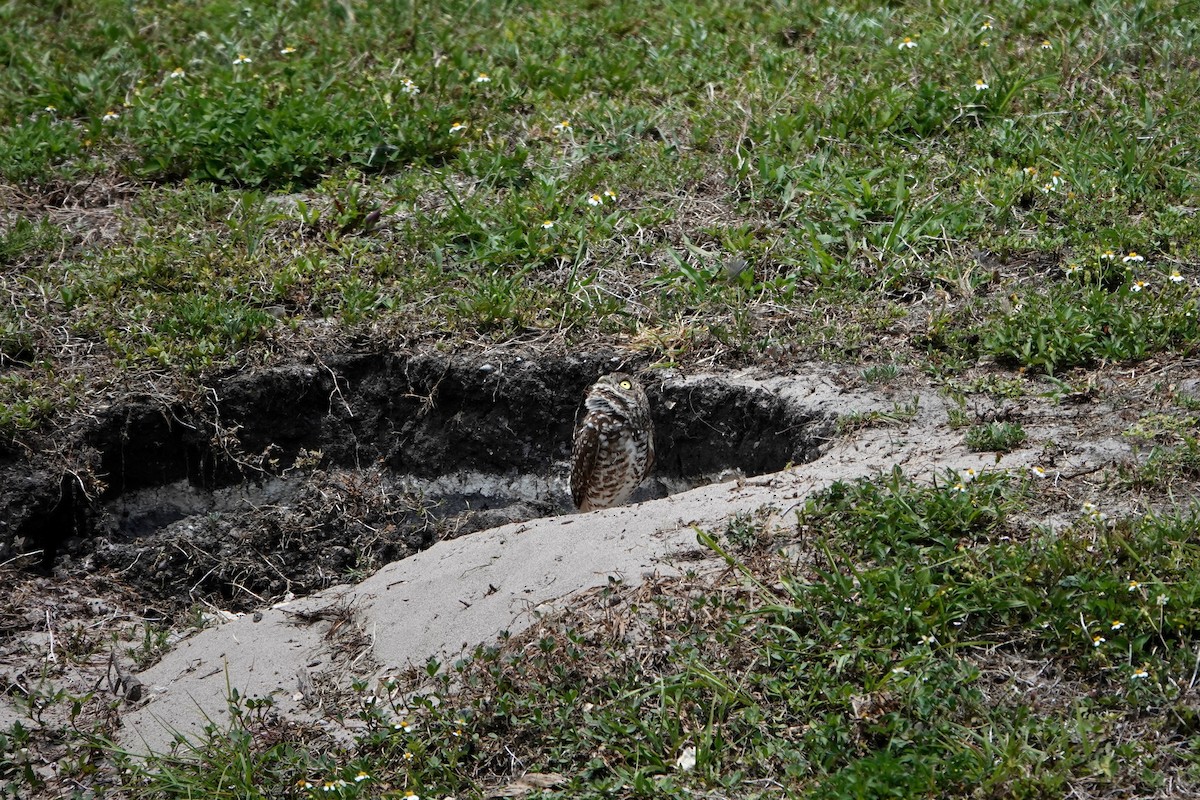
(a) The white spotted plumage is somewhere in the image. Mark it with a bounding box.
[569,373,654,511]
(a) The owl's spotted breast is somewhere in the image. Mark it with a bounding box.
[569,373,654,511]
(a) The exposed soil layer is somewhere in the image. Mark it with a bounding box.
[1,352,831,612]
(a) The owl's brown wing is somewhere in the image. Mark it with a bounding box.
[570,419,601,509]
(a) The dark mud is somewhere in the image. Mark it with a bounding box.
[1,352,831,613]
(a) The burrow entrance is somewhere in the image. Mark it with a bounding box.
[3,352,831,614]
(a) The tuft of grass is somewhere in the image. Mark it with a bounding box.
[965,420,1028,452]
[861,363,900,384]
[0,217,64,266]
[836,396,921,433]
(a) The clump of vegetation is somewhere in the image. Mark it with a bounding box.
[983,273,1200,375]
[965,420,1027,452]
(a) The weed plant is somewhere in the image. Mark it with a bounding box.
[965,420,1027,452]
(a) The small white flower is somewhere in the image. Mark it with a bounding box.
[233,53,252,65]
[587,193,603,206]
[891,665,910,675]
[980,19,994,31]
[919,634,937,645]
[541,220,554,229]
[1092,634,1105,647]
[1100,249,1117,260]
[168,67,186,79]
[1131,280,1148,293]
[675,746,697,771]
[1128,580,1141,592]
[1111,620,1124,630]
[44,105,57,113]
[1131,667,1149,679]
[974,79,989,91]
[952,482,968,493]
[474,72,491,83]
[1169,271,1184,283]
[1123,251,1145,263]
[102,110,120,122]
[401,78,420,95]
[354,771,370,783]
[1041,40,1053,50]
[449,121,468,134]
[552,119,571,134]
[1030,465,1047,479]
[1157,594,1168,606]
[898,37,918,50]
[603,189,617,200]
[280,46,297,55]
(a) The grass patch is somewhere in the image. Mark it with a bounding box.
[982,274,1200,375]
[0,0,1198,422]
[965,420,1028,452]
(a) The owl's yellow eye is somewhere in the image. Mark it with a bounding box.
[620,380,632,389]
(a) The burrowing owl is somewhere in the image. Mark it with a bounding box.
[570,373,655,511]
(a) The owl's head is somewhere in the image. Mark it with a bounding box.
[597,372,638,392]
[587,372,650,411]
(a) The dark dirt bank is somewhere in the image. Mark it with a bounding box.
[0,350,831,612]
